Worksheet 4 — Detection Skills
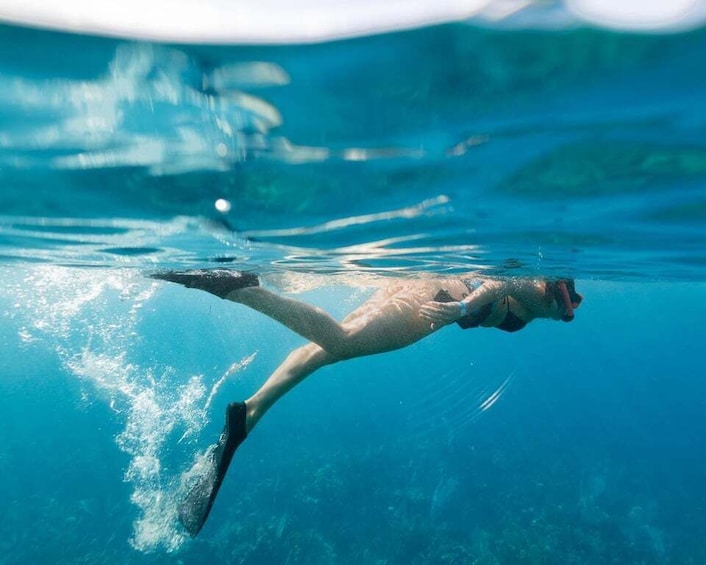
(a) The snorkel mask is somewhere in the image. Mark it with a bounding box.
[551,279,582,322]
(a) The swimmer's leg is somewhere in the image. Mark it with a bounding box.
[245,342,337,431]
[178,343,335,536]
[150,270,353,356]
[228,287,354,358]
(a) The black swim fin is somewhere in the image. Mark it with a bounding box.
[178,402,248,536]
[150,269,259,299]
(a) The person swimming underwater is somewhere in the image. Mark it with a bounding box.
[150,270,583,535]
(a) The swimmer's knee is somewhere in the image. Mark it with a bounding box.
[321,342,352,360]
[290,343,341,368]
[322,328,359,360]
[226,285,264,303]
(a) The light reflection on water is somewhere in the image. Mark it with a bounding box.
[1,24,706,280]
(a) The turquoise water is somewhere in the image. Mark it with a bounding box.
[1,17,706,564]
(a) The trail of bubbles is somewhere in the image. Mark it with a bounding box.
[5,266,254,552]
[204,353,257,414]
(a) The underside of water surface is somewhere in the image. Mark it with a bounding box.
[1,11,705,280]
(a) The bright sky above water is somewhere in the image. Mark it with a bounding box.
[1,0,706,43]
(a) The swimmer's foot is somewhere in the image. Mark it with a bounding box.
[178,402,248,537]
[149,269,259,299]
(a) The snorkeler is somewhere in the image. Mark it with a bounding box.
[150,270,582,535]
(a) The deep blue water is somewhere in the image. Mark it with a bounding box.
[1,14,706,565]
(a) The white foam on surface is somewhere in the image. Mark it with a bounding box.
[1,0,705,44]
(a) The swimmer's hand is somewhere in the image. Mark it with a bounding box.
[419,300,465,330]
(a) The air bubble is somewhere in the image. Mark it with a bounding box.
[215,198,231,213]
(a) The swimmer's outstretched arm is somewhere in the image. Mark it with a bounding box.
[419,278,527,328]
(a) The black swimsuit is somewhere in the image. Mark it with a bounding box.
[494,298,527,333]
